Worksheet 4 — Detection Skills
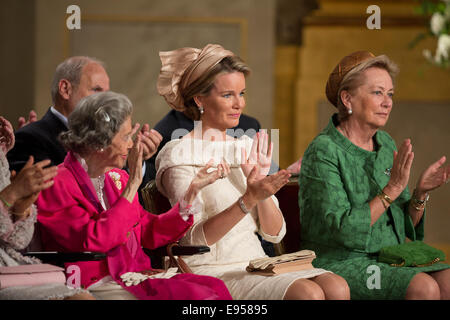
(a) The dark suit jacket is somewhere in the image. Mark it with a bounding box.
[7,108,67,172]
[142,110,261,188]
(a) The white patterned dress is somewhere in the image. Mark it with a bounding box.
[0,148,87,299]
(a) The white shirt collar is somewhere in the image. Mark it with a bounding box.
[50,106,68,128]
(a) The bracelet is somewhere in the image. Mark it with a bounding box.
[10,208,32,220]
[412,203,424,211]
[379,190,393,205]
[412,189,429,211]
[377,194,388,211]
[238,197,251,215]
[0,194,12,208]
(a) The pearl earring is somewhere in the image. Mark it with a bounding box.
[198,106,204,115]
[348,108,353,115]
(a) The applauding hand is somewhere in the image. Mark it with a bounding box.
[0,156,58,219]
[9,156,58,199]
[241,131,273,180]
[416,156,450,194]
[242,165,290,208]
[17,110,37,129]
[139,124,163,160]
[0,116,15,153]
[184,159,230,204]
[385,139,414,199]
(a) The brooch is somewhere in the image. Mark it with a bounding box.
[109,172,122,190]
[384,168,391,176]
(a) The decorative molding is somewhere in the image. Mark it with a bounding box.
[303,15,427,27]
[63,15,248,61]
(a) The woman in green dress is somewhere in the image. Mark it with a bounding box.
[299,51,450,300]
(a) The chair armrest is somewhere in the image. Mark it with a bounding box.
[144,245,210,257]
[24,251,106,264]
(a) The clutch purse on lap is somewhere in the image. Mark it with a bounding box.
[0,264,66,289]
[377,241,446,267]
[246,250,316,276]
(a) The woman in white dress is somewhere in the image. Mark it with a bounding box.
[155,44,350,300]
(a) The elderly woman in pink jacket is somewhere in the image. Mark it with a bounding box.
[36,91,232,300]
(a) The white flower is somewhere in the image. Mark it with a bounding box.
[423,49,433,61]
[430,12,446,35]
[436,34,450,61]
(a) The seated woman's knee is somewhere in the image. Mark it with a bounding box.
[406,273,440,300]
[284,279,325,300]
[314,273,350,300]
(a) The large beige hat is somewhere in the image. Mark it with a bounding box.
[157,44,235,111]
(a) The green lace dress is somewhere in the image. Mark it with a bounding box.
[298,114,449,299]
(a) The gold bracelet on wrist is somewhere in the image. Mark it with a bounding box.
[377,194,388,211]
[380,190,393,205]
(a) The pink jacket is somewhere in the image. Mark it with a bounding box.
[36,152,193,289]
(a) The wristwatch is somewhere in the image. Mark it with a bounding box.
[238,197,251,214]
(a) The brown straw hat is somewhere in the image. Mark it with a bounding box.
[325,51,376,107]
